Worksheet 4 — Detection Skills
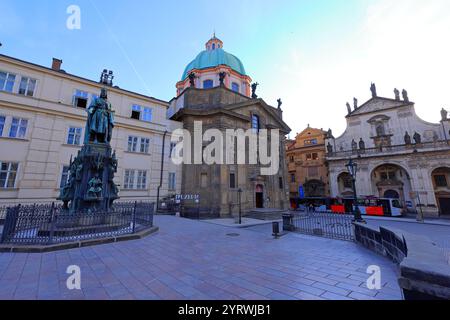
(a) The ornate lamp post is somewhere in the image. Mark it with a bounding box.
[346,159,366,223]
[238,188,243,225]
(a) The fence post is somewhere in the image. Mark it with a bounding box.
[48,202,56,245]
[132,201,137,234]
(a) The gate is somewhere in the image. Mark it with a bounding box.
[292,211,355,241]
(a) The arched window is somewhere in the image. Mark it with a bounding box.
[212,43,216,50]
[376,123,386,136]
[203,80,213,89]
[231,82,240,93]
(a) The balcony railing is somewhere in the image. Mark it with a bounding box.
[327,140,450,159]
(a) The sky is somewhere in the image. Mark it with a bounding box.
[1,0,450,137]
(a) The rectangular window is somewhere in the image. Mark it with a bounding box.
[60,166,70,189]
[73,90,89,109]
[124,170,135,189]
[0,162,18,189]
[279,177,284,189]
[306,154,312,161]
[131,105,141,120]
[168,172,176,191]
[232,82,240,93]
[229,173,236,189]
[128,136,138,152]
[0,116,5,136]
[200,173,208,188]
[252,115,260,132]
[142,107,153,122]
[140,138,150,154]
[0,71,16,92]
[312,153,319,160]
[9,118,28,139]
[434,175,448,188]
[18,77,36,96]
[67,127,82,145]
[136,170,147,190]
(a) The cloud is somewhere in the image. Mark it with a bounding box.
[260,0,450,138]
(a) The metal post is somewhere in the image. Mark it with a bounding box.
[352,178,365,223]
[132,201,137,233]
[48,202,56,245]
[416,193,424,223]
[238,189,242,225]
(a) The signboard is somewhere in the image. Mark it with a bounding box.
[299,186,305,199]
[176,194,200,202]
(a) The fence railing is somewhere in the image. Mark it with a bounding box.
[180,206,221,220]
[0,202,155,245]
[292,210,355,241]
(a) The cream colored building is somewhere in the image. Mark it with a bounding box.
[0,54,182,205]
[326,85,450,217]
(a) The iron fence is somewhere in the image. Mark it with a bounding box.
[180,206,221,220]
[0,201,154,245]
[292,210,355,241]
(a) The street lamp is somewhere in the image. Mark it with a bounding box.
[346,159,366,223]
[238,188,243,225]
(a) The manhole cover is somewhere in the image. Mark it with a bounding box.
[226,233,240,237]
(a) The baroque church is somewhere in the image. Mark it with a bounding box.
[167,35,291,217]
[326,84,450,217]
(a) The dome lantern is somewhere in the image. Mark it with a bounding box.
[205,33,224,51]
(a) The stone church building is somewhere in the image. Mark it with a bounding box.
[167,36,291,217]
[326,85,450,217]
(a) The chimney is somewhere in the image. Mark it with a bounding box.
[51,58,63,71]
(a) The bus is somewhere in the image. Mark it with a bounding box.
[294,197,404,217]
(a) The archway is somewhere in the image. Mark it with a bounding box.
[337,172,353,198]
[255,184,264,208]
[431,167,450,216]
[384,190,400,199]
[371,164,412,204]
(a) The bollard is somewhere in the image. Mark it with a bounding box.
[272,221,280,239]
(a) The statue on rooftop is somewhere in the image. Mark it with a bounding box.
[219,72,226,86]
[413,132,422,144]
[404,132,412,145]
[353,98,358,110]
[402,89,409,103]
[188,72,196,87]
[394,88,400,101]
[277,98,283,109]
[346,102,352,114]
[441,108,448,121]
[370,83,377,98]
[359,138,366,151]
[251,82,259,99]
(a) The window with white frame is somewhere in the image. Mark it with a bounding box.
[168,172,176,191]
[73,90,89,109]
[142,107,153,122]
[140,138,150,154]
[18,77,36,97]
[60,166,70,188]
[0,162,18,189]
[124,170,135,189]
[0,116,5,136]
[9,118,28,139]
[67,127,82,145]
[128,136,138,152]
[136,170,147,190]
[0,71,16,93]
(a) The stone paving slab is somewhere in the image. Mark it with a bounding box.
[0,216,403,300]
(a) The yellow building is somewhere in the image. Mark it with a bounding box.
[0,54,181,204]
[286,126,329,206]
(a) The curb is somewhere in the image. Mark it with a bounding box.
[364,216,450,227]
[0,226,159,253]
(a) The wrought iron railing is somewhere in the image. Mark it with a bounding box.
[292,210,355,241]
[327,140,450,159]
[0,201,154,245]
[180,206,221,220]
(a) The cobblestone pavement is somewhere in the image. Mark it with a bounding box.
[0,216,402,300]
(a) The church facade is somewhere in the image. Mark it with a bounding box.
[326,85,450,217]
[167,36,291,217]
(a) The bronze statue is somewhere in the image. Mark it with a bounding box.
[277,98,283,109]
[370,83,377,98]
[413,132,421,144]
[394,88,400,101]
[84,88,114,144]
[188,72,196,87]
[87,175,103,199]
[402,89,409,103]
[219,72,226,86]
[251,82,259,99]
[441,108,448,121]
[404,132,412,145]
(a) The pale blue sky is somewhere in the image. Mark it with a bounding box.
[1,0,450,136]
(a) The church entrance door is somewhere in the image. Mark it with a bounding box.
[256,184,264,208]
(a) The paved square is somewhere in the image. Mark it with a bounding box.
[0,216,402,300]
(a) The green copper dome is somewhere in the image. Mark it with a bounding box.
[181,48,247,81]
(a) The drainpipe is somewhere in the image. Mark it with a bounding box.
[156,130,168,211]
